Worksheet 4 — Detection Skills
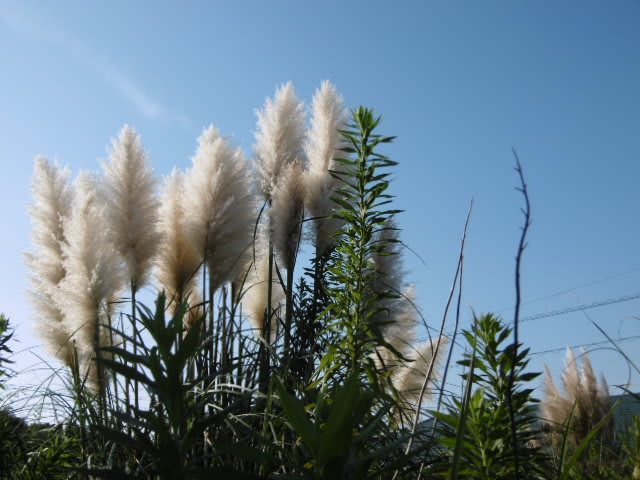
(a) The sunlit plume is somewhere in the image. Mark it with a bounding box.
[254,82,306,202]
[304,80,349,255]
[392,335,450,406]
[184,125,256,292]
[57,172,124,383]
[270,160,306,272]
[155,168,201,309]
[242,224,284,341]
[102,124,160,292]
[24,156,74,364]
[373,285,418,372]
[542,348,612,447]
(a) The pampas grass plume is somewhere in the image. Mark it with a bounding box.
[304,80,348,254]
[25,156,74,363]
[254,82,306,201]
[184,125,256,292]
[242,227,284,340]
[102,125,159,291]
[393,335,450,406]
[542,348,612,446]
[57,172,124,359]
[374,286,418,372]
[270,160,306,271]
[156,168,201,306]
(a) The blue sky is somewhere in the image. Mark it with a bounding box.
[1,1,639,397]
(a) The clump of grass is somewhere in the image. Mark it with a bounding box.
[542,348,613,449]
[14,81,636,479]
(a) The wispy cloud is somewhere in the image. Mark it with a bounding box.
[0,5,188,125]
[93,61,164,120]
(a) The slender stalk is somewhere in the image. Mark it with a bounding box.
[209,274,217,374]
[221,286,228,369]
[283,258,294,360]
[131,281,139,413]
[265,240,274,345]
[200,243,208,385]
[260,241,274,395]
[507,150,531,477]
[107,310,119,407]
[404,200,472,463]
[94,307,106,419]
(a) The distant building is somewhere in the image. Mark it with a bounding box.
[611,393,640,436]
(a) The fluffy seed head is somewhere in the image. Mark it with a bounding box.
[371,220,404,296]
[542,365,572,431]
[562,347,581,403]
[373,285,418,372]
[57,171,124,356]
[25,156,74,364]
[270,160,306,271]
[542,348,612,447]
[26,156,72,284]
[392,335,450,406]
[368,219,406,334]
[254,82,306,201]
[102,125,159,291]
[184,125,256,292]
[241,224,284,341]
[304,80,349,254]
[156,168,201,306]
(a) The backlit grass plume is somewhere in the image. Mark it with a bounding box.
[542,348,613,447]
[373,285,418,373]
[270,159,306,350]
[270,160,306,272]
[304,80,349,255]
[242,226,285,340]
[184,125,256,293]
[393,335,450,408]
[254,82,306,202]
[57,172,124,386]
[370,217,408,337]
[102,125,159,293]
[155,168,201,308]
[25,156,74,364]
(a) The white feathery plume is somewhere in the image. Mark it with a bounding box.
[599,373,610,400]
[577,349,611,426]
[102,125,159,291]
[562,347,582,404]
[579,349,599,404]
[541,365,572,428]
[254,82,306,201]
[372,220,404,296]
[373,285,418,372]
[26,156,72,285]
[304,80,349,254]
[25,156,74,364]
[57,172,124,363]
[242,224,285,340]
[269,160,306,271]
[542,349,612,445]
[155,168,201,306]
[392,335,450,406]
[369,219,405,333]
[184,125,256,292]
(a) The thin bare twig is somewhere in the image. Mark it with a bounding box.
[508,149,531,478]
[403,199,473,463]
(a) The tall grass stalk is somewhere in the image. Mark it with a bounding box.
[102,125,159,413]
